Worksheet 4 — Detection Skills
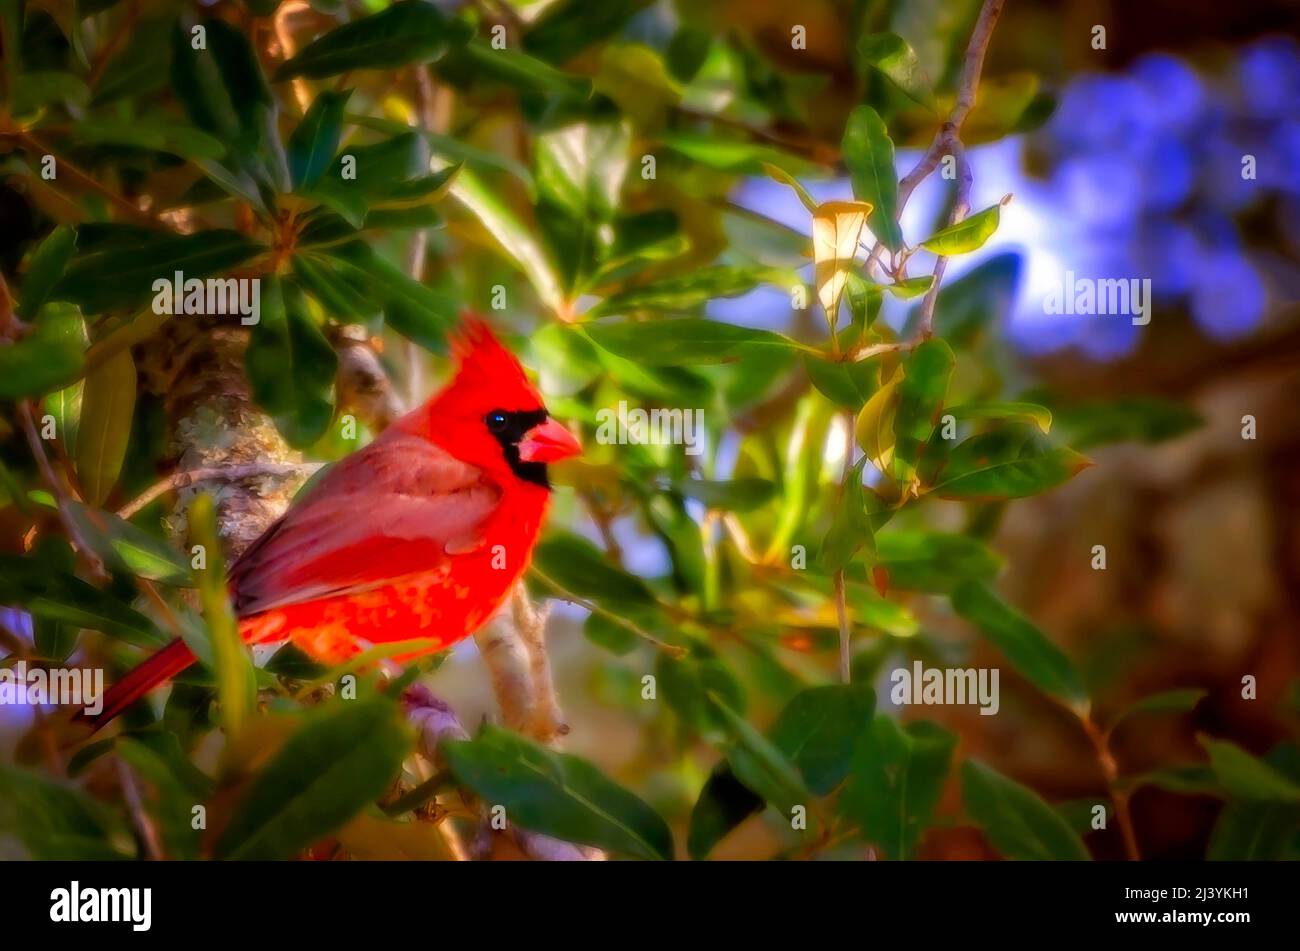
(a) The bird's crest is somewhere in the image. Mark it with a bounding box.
[448,315,542,409]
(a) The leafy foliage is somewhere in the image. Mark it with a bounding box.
[0,0,1265,866]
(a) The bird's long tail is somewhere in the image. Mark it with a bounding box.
[75,638,196,733]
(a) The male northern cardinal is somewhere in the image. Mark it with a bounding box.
[81,318,580,730]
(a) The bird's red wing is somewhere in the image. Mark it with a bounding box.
[228,432,500,617]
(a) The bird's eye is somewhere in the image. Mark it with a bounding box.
[485,411,508,433]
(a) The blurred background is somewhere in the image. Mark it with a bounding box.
[2,0,1298,861]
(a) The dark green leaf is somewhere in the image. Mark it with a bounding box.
[1199,737,1300,803]
[961,759,1091,860]
[951,581,1086,705]
[0,555,165,647]
[769,683,876,795]
[288,89,352,189]
[217,699,412,859]
[893,338,953,481]
[842,716,955,859]
[1109,688,1206,732]
[819,459,873,574]
[876,531,1001,593]
[275,1,471,80]
[57,229,264,314]
[0,766,127,860]
[533,531,656,608]
[17,225,76,318]
[444,723,673,860]
[246,277,337,447]
[842,105,903,252]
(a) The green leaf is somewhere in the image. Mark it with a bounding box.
[444,723,673,860]
[449,164,564,313]
[1120,764,1221,797]
[688,764,764,860]
[274,1,471,80]
[288,89,352,189]
[75,348,136,507]
[591,265,776,318]
[523,0,654,64]
[0,555,165,647]
[246,277,337,447]
[947,401,1052,434]
[0,302,85,399]
[884,274,934,299]
[1199,737,1300,803]
[803,353,877,410]
[842,105,903,252]
[920,202,1004,256]
[189,493,256,740]
[70,117,226,160]
[1109,688,1206,732]
[950,581,1087,706]
[0,766,128,860]
[961,760,1091,860]
[116,735,212,860]
[11,71,89,114]
[857,33,933,108]
[763,163,818,213]
[709,695,811,821]
[91,15,172,105]
[659,131,814,176]
[819,459,873,574]
[535,120,631,288]
[768,683,876,795]
[217,699,412,859]
[17,225,76,318]
[876,531,1002,593]
[291,253,377,321]
[934,446,1092,501]
[170,18,285,190]
[1050,397,1203,449]
[442,39,592,98]
[1206,744,1300,859]
[533,531,656,608]
[57,228,264,314]
[841,717,956,859]
[892,338,953,481]
[586,318,801,365]
[327,242,457,352]
[63,501,192,586]
[672,477,775,513]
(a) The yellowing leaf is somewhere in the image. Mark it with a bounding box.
[812,200,873,329]
[855,364,902,472]
[76,348,136,506]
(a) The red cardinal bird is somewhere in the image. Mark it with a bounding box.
[81,318,580,730]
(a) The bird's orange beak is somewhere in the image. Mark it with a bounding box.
[518,417,582,463]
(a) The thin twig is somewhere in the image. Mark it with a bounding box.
[529,566,686,658]
[16,132,163,228]
[16,401,107,579]
[1081,716,1141,860]
[116,463,319,521]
